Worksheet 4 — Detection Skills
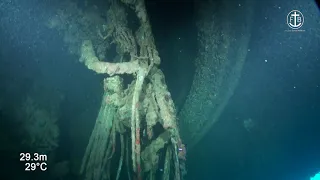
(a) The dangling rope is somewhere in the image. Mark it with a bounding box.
[126,136,132,180]
[80,91,116,180]
[131,69,147,179]
[163,145,172,180]
[116,134,124,180]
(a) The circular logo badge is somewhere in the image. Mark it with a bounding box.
[287,10,304,29]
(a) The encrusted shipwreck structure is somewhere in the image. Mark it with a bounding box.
[48,0,254,179]
[178,0,255,148]
[50,0,185,179]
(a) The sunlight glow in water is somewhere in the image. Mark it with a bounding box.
[310,172,320,180]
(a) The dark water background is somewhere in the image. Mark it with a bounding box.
[0,0,319,179]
